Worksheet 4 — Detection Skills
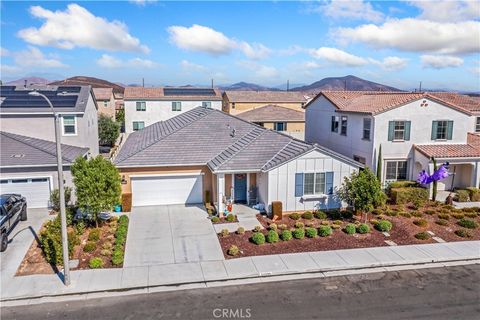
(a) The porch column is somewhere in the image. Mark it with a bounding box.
[217,173,225,216]
[231,174,235,201]
[473,161,480,188]
[428,162,435,198]
[246,173,250,204]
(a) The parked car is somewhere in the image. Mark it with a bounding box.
[0,194,27,252]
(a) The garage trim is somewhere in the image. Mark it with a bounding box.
[130,172,205,178]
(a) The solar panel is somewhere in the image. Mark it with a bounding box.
[0,86,79,109]
[163,88,216,96]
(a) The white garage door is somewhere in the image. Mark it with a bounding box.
[0,177,51,208]
[131,174,203,206]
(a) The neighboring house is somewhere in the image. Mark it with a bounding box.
[305,91,480,190]
[93,87,115,119]
[0,131,88,208]
[114,107,362,214]
[222,90,310,115]
[236,104,305,140]
[0,85,99,156]
[123,87,222,134]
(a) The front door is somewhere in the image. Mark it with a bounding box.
[234,174,247,203]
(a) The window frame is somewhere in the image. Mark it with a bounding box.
[132,121,145,131]
[303,172,326,195]
[273,122,287,131]
[340,116,348,136]
[385,160,408,181]
[434,120,448,140]
[476,117,480,133]
[136,101,146,112]
[103,101,108,108]
[362,118,371,140]
[331,116,339,133]
[393,120,406,141]
[61,115,77,136]
[202,101,212,108]
[172,101,182,112]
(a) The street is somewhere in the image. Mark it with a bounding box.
[2,264,479,320]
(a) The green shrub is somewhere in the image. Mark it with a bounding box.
[75,221,86,235]
[370,219,379,225]
[399,212,412,218]
[211,216,220,223]
[269,223,278,231]
[227,245,240,256]
[251,232,266,245]
[357,224,370,234]
[435,219,449,226]
[40,216,79,265]
[220,229,229,237]
[49,187,72,212]
[344,223,356,235]
[318,225,333,237]
[331,224,341,230]
[289,213,300,220]
[88,228,101,241]
[465,212,478,218]
[462,207,477,213]
[305,227,318,238]
[314,211,327,219]
[236,227,245,234]
[302,211,313,220]
[454,190,470,202]
[411,211,423,218]
[226,214,236,222]
[424,209,436,215]
[443,205,455,210]
[385,210,398,217]
[375,220,393,232]
[292,228,305,239]
[388,180,418,190]
[333,220,342,225]
[451,213,465,220]
[466,187,480,201]
[457,219,478,229]
[454,229,472,238]
[89,257,103,269]
[413,219,428,227]
[372,208,383,215]
[321,220,330,225]
[294,221,304,229]
[83,241,96,253]
[254,225,262,232]
[390,187,429,206]
[111,250,124,265]
[266,230,279,243]
[281,230,293,241]
[438,213,450,220]
[414,232,431,240]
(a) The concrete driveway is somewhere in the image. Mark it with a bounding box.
[124,205,224,267]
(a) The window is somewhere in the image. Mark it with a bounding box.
[103,101,108,108]
[136,101,146,111]
[304,173,326,195]
[353,155,366,164]
[132,121,145,131]
[12,179,28,183]
[202,101,211,108]
[394,121,405,141]
[388,120,411,141]
[172,101,182,111]
[476,117,480,133]
[363,118,371,140]
[231,103,236,109]
[340,116,348,135]
[386,161,408,180]
[331,116,339,133]
[274,122,287,131]
[62,116,76,135]
[32,178,48,183]
[432,120,453,140]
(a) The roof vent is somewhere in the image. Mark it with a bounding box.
[230,128,236,138]
[11,154,25,158]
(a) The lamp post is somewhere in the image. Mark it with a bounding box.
[28,91,70,286]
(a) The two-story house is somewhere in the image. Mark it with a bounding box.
[0,85,98,207]
[93,87,116,119]
[305,91,480,191]
[124,87,222,134]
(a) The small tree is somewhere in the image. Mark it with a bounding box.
[98,114,120,147]
[49,187,72,212]
[71,156,121,226]
[376,144,382,182]
[431,157,438,201]
[338,168,386,222]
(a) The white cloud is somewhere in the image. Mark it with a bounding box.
[0,47,10,57]
[310,0,384,22]
[310,47,368,67]
[336,18,480,55]
[167,24,271,59]
[420,55,464,69]
[278,45,307,56]
[129,0,157,6]
[96,54,158,68]
[18,4,149,53]
[369,56,408,71]
[1,64,21,74]
[180,60,208,73]
[237,60,279,78]
[409,0,480,22]
[14,46,67,68]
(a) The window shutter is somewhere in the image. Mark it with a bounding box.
[431,121,438,140]
[295,173,304,197]
[331,116,335,132]
[326,172,334,195]
[447,121,453,140]
[404,121,411,141]
[388,121,394,141]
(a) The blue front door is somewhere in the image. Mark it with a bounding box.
[234,174,247,203]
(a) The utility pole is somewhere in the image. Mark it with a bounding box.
[344,80,347,91]
[211,78,214,88]
[142,78,145,87]
[287,80,289,92]
[419,81,422,92]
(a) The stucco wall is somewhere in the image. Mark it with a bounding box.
[225,102,305,115]
[97,95,116,119]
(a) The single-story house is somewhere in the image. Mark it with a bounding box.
[0,131,88,208]
[114,107,362,214]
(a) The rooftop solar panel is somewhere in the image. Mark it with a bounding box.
[0,86,80,109]
[163,88,216,96]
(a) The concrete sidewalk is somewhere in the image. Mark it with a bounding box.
[1,241,478,303]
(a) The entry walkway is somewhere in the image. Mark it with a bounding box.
[213,204,263,233]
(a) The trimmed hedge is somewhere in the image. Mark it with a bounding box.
[251,232,266,245]
[112,215,129,266]
[455,190,470,202]
[302,211,313,220]
[281,230,293,241]
[467,188,480,201]
[318,225,333,237]
[40,216,79,265]
[390,187,429,205]
[314,211,327,219]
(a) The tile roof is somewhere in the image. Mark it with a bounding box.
[414,143,480,159]
[0,131,88,167]
[224,90,309,103]
[236,105,305,122]
[309,91,479,115]
[124,87,222,101]
[92,87,113,101]
[115,107,361,171]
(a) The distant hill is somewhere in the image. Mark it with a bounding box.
[4,77,52,86]
[220,82,279,91]
[291,75,401,94]
[49,76,125,94]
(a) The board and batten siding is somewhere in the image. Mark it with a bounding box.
[266,150,358,212]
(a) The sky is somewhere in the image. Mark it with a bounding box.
[1,0,479,91]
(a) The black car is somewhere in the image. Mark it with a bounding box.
[0,194,27,252]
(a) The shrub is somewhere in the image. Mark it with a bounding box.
[454,229,472,238]
[341,210,354,220]
[294,221,304,229]
[292,228,305,239]
[83,241,97,253]
[390,187,429,206]
[462,207,477,213]
[88,228,101,241]
[281,230,293,241]
[451,213,465,220]
[75,221,86,236]
[266,230,280,243]
[443,205,455,210]
[289,213,300,220]
[454,189,470,202]
[111,250,124,265]
[333,220,342,225]
[372,208,383,215]
[251,232,266,245]
[457,219,478,229]
[357,224,370,234]
[385,210,398,217]
[424,209,436,215]
[278,224,288,230]
[438,213,450,220]
[302,211,313,220]
[435,219,449,226]
[211,216,220,223]
[399,212,412,218]
[415,232,431,240]
[226,214,236,222]
[327,210,342,220]
[465,212,478,218]
[344,223,356,235]
[254,225,262,232]
[227,245,240,256]
[102,242,113,250]
[375,220,393,232]
[321,220,330,226]
[305,227,318,238]
[314,211,327,219]
[466,187,480,201]
[413,219,428,227]
[370,219,379,225]
[49,187,72,212]
[388,180,418,189]
[89,257,104,269]
[220,229,229,237]
[269,223,278,231]
[236,227,245,234]
[100,249,111,256]
[411,211,423,218]
[318,225,333,237]
[331,224,341,230]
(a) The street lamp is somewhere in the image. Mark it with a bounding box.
[28,90,71,286]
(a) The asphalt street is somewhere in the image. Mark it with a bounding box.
[2,264,479,320]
